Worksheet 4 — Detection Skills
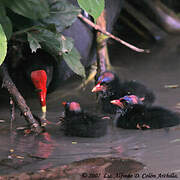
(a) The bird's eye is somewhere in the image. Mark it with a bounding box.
[120,99,126,103]
[100,81,106,85]
[66,102,70,107]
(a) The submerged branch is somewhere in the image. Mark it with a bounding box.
[0,63,42,134]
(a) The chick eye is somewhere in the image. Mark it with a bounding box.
[66,102,70,107]
[100,81,106,85]
[120,99,126,103]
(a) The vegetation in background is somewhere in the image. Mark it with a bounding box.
[0,0,105,78]
[0,24,7,66]
[77,0,104,22]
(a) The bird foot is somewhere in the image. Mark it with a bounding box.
[41,119,47,127]
[102,116,111,120]
[136,123,141,129]
[40,111,49,127]
[142,124,150,129]
[136,123,150,129]
[40,117,51,127]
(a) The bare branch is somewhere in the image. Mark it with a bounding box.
[0,63,42,134]
[78,14,150,53]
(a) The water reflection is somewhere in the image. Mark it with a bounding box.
[1,93,180,177]
[1,36,180,176]
[0,128,58,174]
[35,132,56,159]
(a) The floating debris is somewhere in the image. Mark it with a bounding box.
[27,154,46,160]
[173,169,180,173]
[16,126,27,130]
[0,119,5,123]
[72,141,77,144]
[8,155,12,159]
[164,84,179,89]
[170,139,180,143]
[175,103,180,110]
[9,149,14,153]
[16,156,24,159]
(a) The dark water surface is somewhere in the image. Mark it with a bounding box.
[0,35,180,179]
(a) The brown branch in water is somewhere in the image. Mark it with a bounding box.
[78,14,150,53]
[0,63,42,134]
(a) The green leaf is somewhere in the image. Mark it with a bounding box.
[27,28,85,78]
[3,0,50,20]
[46,24,57,33]
[0,24,7,66]
[0,16,12,40]
[63,47,85,78]
[28,28,74,55]
[0,2,12,40]
[77,0,104,21]
[0,1,6,16]
[27,33,41,53]
[27,28,61,54]
[59,35,74,54]
[170,139,180,143]
[41,0,81,32]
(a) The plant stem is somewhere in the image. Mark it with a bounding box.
[0,63,42,134]
[13,26,38,36]
[78,14,150,53]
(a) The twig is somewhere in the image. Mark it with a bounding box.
[78,14,150,53]
[0,63,42,134]
[96,10,107,75]
[12,25,39,36]
[10,97,15,131]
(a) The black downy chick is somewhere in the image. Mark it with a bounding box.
[92,71,155,114]
[111,95,180,129]
[62,102,108,137]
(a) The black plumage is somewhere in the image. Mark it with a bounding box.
[92,71,155,114]
[62,102,108,137]
[111,95,180,129]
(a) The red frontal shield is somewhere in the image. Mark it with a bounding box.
[31,70,47,107]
